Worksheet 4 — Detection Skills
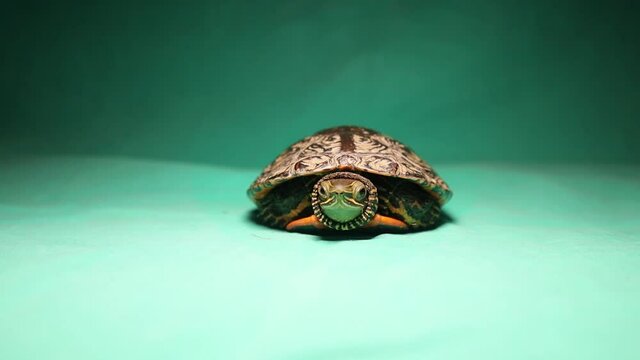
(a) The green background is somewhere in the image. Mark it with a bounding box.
[2,1,640,359]
[2,0,639,165]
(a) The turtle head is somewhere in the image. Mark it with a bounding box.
[318,179,367,222]
[312,172,378,230]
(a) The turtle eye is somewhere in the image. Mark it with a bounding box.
[354,186,367,201]
[317,185,328,198]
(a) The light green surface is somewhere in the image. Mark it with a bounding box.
[1,156,639,359]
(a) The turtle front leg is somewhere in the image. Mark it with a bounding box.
[287,214,408,232]
[286,215,327,232]
[364,214,408,231]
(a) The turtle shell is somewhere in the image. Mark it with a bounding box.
[248,126,452,205]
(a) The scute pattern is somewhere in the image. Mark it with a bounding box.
[248,126,452,205]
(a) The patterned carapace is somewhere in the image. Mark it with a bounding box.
[248,126,452,205]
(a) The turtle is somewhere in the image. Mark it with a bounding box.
[247,126,452,232]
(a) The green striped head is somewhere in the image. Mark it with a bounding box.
[312,172,378,230]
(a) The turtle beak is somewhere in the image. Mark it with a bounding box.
[319,193,364,223]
